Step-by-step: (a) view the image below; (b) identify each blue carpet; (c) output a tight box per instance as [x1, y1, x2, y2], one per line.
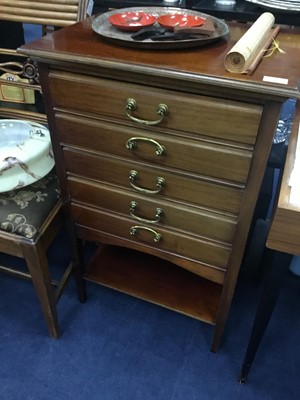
[0, 230, 300, 400]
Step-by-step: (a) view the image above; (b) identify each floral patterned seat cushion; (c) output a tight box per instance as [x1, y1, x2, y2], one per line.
[0, 170, 60, 241]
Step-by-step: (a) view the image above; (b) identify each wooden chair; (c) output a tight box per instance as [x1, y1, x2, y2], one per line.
[0, 0, 88, 338]
[0, 0, 89, 121]
[0, 0, 89, 26]
[0, 172, 71, 339]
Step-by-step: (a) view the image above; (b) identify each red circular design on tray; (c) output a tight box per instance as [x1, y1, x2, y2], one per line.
[157, 14, 205, 31]
[108, 12, 157, 32]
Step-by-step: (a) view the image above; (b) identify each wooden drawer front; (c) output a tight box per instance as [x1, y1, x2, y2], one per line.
[63, 148, 244, 215]
[56, 113, 252, 184]
[71, 203, 231, 271]
[49, 71, 262, 145]
[68, 177, 237, 244]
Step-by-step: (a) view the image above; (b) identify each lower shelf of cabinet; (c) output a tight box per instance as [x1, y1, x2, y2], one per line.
[84, 244, 223, 325]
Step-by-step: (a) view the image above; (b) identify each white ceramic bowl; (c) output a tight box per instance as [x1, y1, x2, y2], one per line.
[0, 119, 54, 192]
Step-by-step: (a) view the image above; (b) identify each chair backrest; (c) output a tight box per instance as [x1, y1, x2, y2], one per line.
[0, 0, 89, 27]
[0, 0, 89, 122]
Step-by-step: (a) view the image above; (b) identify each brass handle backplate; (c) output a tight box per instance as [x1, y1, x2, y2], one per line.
[125, 98, 168, 126]
[129, 170, 165, 195]
[129, 201, 164, 224]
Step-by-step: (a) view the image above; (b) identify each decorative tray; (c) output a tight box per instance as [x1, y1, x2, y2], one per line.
[245, 0, 300, 12]
[92, 7, 230, 50]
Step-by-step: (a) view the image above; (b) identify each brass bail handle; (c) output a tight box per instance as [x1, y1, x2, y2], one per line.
[129, 201, 164, 224]
[130, 225, 162, 243]
[129, 170, 165, 195]
[125, 98, 168, 126]
[126, 137, 166, 156]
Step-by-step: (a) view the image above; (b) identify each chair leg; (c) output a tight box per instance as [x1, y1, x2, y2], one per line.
[22, 243, 61, 339]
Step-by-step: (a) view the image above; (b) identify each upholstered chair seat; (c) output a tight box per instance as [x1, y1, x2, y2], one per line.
[0, 170, 77, 338]
[0, 170, 59, 240]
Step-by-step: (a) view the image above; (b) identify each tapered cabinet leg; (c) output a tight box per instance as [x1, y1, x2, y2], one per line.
[73, 237, 87, 303]
[238, 250, 292, 383]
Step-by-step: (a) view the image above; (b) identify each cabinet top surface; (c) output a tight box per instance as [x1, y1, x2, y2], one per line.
[20, 17, 300, 98]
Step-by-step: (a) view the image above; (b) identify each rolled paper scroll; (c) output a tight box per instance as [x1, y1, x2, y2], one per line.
[224, 12, 275, 73]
